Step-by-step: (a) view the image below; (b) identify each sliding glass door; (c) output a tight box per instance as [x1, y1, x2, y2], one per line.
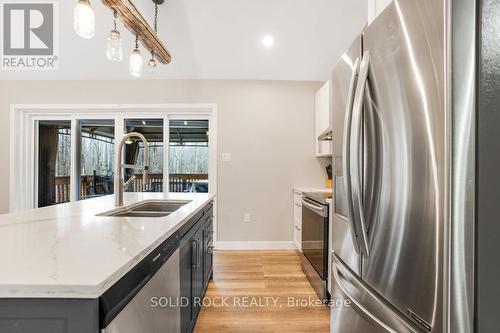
[169, 120, 209, 193]
[37, 121, 71, 207]
[77, 119, 115, 200]
[124, 118, 164, 192]
[34, 114, 213, 208]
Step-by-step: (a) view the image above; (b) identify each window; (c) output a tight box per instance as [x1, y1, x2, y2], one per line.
[169, 120, 209, 193]
[124, 119, 164, 192]
[37, 121, 71, 207]
[77, 120, 115, 200]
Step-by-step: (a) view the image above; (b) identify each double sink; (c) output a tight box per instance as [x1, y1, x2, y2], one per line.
[98, 200, 192, 218]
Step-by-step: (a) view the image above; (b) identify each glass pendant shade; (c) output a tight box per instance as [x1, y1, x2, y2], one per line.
[106, 30, 123, 62]
[147, 57, 157, 74]
[74, 0, 95, 39]
[129, 49, 143, 77]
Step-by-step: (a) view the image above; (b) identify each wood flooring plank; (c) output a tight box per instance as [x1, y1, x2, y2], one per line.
[193, 250, 330, 333]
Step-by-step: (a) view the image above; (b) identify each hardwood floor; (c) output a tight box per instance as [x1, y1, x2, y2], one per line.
[194, 251, 330, 333]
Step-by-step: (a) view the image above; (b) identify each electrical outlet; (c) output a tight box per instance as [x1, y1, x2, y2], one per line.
[221, 153, 232, 162]
[244, 213, 252, 223]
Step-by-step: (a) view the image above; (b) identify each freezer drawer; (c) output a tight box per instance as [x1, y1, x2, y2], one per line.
[331, 254, 422, 333]
[330, 285, 378, 333]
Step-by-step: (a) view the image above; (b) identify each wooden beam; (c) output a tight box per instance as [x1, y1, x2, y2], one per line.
[101, 0, 172, 64]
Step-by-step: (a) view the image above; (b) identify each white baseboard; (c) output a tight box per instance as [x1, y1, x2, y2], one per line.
[215, 241, 296, 251]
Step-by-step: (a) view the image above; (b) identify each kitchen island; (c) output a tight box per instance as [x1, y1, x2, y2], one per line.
[0, 192, 215, 333]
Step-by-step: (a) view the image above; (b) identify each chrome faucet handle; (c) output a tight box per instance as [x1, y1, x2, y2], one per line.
[115, 132, 149, 206]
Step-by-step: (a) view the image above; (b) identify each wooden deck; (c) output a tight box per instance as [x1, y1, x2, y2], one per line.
[194, 251, 330, 333]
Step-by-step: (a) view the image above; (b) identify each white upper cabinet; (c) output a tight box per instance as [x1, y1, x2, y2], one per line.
[315, 80, 332, 157]
[368, 0, 392, 23]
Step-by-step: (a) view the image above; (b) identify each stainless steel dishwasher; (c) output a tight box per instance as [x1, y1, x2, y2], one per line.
[100, 232, 181, 333]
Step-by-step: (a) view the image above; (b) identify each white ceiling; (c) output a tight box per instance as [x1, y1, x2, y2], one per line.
[1, 0, 367, 81]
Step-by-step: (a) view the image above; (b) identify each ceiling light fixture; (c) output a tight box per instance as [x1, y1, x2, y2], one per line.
[262, 35, 275, 48]
[106, 10, 123, 61]
[129, 34, 143, 77]
[101, 0, 171, 64]
[74, 0, 170, 76]
[74, 0, 95, 39]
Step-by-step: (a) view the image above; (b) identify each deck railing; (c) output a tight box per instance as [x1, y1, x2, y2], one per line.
[53, 173, 208, 204]
[168, 173, 208, 193]
[55, 176, 71, 204]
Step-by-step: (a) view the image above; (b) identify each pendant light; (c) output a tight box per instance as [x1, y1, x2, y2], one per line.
[74, 0, 95, 39]
[106, 11, 123, 62]
[147, 2, 159, 73]
[148, 51, 157, 73]
[129, 35, 143, 77]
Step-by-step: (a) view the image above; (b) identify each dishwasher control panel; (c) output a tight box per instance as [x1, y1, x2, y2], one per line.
[151, 233, 180, 270]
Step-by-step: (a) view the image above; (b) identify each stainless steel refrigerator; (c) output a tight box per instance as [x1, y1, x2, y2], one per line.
[330, 0, 476, 332]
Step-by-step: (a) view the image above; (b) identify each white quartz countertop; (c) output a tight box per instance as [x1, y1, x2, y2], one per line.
[293, 186, 332, 194]
[0, 192, 215, 299]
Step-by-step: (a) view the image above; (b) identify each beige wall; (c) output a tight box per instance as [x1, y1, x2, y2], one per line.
[0, 80, 328, 242]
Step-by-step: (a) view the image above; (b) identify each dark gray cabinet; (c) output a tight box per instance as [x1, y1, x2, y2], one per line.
[180, 234, 195, 333]
[0, 299, 99, 333]
[193, 226, 205, 297]
[203, 218, 214, 286]
[180, 202, 214, 333]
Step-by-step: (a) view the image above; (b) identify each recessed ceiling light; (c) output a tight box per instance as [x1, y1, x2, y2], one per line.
[262, 35, 275, 48]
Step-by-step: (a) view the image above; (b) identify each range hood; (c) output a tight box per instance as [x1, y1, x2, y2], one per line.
[317, 128, 333, 141]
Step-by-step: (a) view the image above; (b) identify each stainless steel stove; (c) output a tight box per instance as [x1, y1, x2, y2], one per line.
[300, 191, 331, 302]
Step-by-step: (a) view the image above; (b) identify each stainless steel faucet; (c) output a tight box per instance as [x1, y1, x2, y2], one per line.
[114, 132, 149, 206]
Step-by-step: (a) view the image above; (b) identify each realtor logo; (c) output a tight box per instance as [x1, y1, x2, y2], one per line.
[1, 1, 59, 70]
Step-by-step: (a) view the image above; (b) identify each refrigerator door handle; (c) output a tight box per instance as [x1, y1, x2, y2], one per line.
[331, 254, 421, 333]
[350, 51, 371, 257]
[342, 57, 361, 254]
